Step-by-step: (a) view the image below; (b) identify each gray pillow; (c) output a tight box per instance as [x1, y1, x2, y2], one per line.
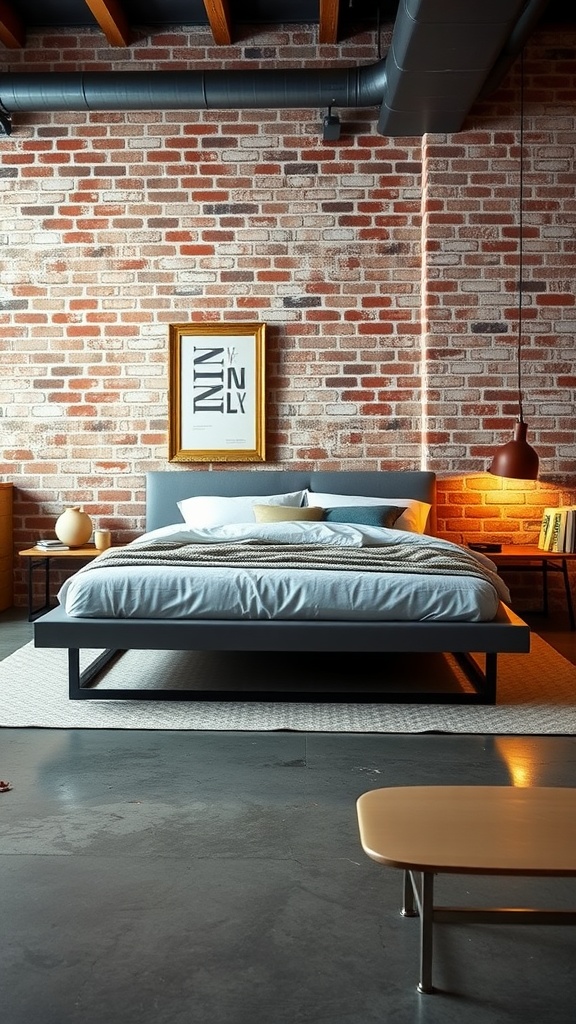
[323, 505, 404, 529]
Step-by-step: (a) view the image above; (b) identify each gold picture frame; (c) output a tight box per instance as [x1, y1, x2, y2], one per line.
[168, 322, 266, 462]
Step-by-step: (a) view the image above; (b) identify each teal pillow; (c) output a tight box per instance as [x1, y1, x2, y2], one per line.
[323, 505, 404, 529]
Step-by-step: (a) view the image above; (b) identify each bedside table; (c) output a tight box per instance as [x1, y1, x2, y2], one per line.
[19, 545, 117, 621]
[489, 545, 576, 631]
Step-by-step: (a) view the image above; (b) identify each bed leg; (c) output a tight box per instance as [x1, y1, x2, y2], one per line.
[69, 649, 80, 699]
[484, 652, 497, 704]
[68, 648, 122, 699]
[452, 651, 497, 704]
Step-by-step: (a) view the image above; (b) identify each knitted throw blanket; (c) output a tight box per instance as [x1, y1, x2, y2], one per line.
[86, 540, 503, 593]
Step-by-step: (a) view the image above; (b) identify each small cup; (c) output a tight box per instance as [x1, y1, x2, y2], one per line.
[94, 529, 112, 551]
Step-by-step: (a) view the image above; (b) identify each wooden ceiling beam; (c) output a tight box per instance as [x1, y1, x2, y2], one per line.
[0, 0, 25, 48]
[83, 0, 131, 47]
[202, 0, 233, 45]
[319, 0, 340, 44]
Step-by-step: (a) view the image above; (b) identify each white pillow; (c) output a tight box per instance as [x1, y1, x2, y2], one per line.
[177, 490, 306, 528]
[304, 491, 431, 534]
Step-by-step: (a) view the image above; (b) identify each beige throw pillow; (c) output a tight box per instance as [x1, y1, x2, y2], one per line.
[252, 505, 324, 523]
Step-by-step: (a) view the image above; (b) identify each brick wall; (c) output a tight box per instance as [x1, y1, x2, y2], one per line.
[0, 24, 575, 607]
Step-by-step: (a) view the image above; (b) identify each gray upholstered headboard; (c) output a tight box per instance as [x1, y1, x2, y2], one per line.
[146, 470, 436, 532]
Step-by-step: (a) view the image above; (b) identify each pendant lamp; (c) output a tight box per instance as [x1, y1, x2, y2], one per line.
[488, 51, 539, 481]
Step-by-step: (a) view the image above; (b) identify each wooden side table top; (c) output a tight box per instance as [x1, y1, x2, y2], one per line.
[491, 545, 576, 562]
[19, 545, 117, 558]
[356, 786, 576, 876]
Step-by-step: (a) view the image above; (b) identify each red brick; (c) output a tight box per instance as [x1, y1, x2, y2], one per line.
[2, 24, 575, 608]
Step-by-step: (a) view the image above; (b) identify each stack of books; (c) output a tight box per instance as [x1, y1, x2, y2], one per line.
[36, 539, 70, 550]
[537, 506, 576, 552]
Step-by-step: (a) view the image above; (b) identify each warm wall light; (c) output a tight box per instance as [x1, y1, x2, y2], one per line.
[488, 51, 539, 481]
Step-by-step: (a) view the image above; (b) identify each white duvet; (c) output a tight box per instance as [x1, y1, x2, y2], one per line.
[57, 521, 510, 622]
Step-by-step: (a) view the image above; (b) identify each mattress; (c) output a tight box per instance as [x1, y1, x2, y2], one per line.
[57, 522, 510, 623]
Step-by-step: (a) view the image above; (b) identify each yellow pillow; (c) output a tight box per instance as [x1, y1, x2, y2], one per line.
[252, 505, 324, 523]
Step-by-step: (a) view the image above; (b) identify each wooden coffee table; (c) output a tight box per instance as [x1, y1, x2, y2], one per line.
[356, 786, 576, 994]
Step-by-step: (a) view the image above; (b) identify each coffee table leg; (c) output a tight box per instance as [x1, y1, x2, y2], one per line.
[401, 870, 417, 917]
[418, 871, 435, 994]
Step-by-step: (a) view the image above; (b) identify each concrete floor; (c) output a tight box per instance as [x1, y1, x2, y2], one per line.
[1, 611, 576, 1022]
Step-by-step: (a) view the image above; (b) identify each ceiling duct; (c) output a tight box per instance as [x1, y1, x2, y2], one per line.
[0, 0, 552, 136]
[377, 0, 551, 135]
[479, 0, 556, 98]
[0, 62, 387, 117]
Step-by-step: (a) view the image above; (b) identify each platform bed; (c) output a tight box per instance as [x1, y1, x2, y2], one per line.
[33, 470, 531, 705]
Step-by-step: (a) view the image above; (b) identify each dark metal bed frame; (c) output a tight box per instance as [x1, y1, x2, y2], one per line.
[33, 469, 531, 704]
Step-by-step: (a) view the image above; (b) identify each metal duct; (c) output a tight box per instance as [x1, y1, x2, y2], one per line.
[0, 62, 387, 114]
[377, 0, 552, 135]
[0, 0, 552, 137]
[479, 0, 556, 98]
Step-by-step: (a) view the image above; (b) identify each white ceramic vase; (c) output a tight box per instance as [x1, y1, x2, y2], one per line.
[55, 506, 93, 547]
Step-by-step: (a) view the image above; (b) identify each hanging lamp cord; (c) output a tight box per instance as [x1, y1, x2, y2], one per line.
[517, 49, 525, 423]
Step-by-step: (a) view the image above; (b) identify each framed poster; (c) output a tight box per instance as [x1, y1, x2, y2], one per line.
[168, 322, 266, 462]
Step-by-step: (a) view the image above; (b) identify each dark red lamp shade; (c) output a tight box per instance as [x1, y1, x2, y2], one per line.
[488, 419, 539, 480]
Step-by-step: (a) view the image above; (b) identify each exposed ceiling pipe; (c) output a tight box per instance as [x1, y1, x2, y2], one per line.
[479, 0, 555, 98]
[377, 0, 552, 135]
[0, 61, 387, 115]
[0, 0, 552, 137]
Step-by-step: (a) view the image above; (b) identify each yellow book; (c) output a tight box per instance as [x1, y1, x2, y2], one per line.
[548, 506, 573, 552]
[537, 507, 556, 550]
[552, 509, 567, 552]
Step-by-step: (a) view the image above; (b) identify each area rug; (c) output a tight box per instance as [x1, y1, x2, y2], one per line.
[0, 634, 575, 733]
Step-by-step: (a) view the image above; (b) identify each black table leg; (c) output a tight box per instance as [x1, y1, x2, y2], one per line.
[27, 556, 51, 621]
[561, 560, 576, 630]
